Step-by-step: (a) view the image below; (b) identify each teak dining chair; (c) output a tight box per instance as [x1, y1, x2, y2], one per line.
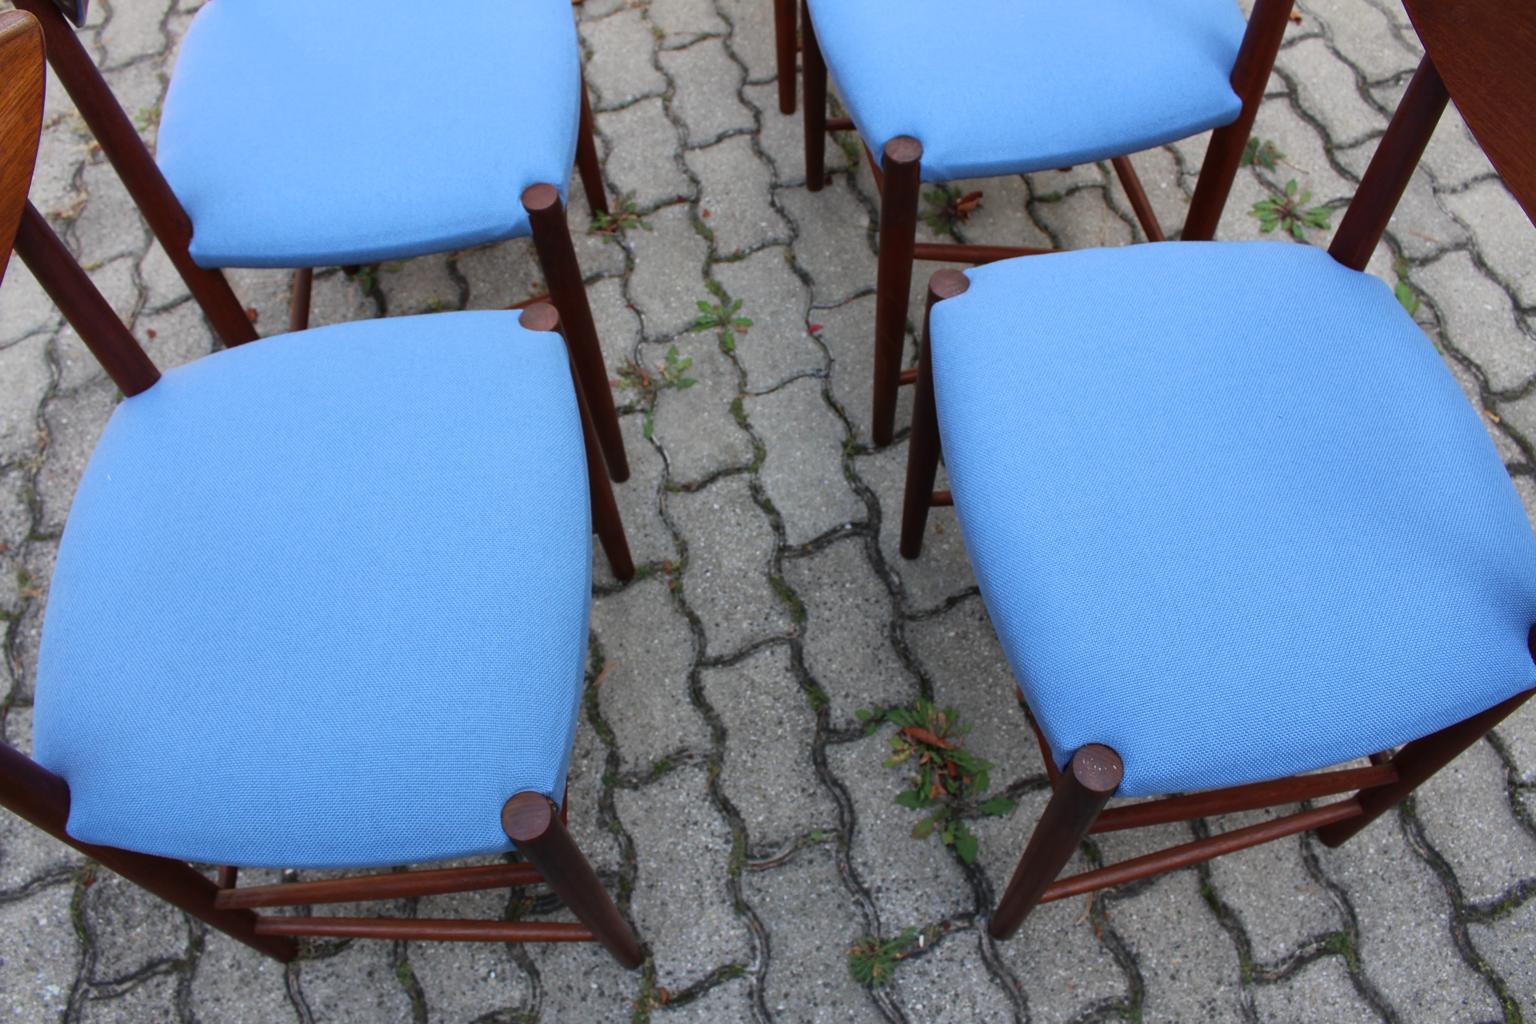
[13, 0, 629, 483]
[800, 0, 1296, 446]
[0, 8, 641, 968]
[899, 0, 1536, 938]
[773, 0, 797, 114]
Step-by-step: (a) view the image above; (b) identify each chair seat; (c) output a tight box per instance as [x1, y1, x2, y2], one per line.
[805, 0, 1247, 182]
[931, 242, 1536, 797]
[33, 311, 593, 869]
[156, 0, 580, 268]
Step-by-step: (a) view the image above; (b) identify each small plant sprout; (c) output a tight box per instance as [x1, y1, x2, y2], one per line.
[614, 345, 696, 440]
[921, 184, 984, 237]
[589, 194, 650, 242]
[1240, 137, 1285, 172]
[693, 297, 753, 353]
[856, 699, 1016, 864]
[134, 102, 162, 136]
[1392, 257, 1420, 315]
[1250, 179, 1333, 241]
[847, 929, 918, 987]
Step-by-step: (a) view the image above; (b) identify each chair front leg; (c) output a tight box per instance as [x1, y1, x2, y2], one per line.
[800, 0, 827, 190]
[522, 184, 630, 484]
[871, 137, 922, 447]
[575, 73, 609, 219]
[502, 792, 643, 969]
[773, 0, 797, 115]
[990, 744, 1122, 940]
[901, 268, 967, 559]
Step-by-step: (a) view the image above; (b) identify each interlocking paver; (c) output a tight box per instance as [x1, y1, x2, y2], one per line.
[2, 0, 1535, 1019]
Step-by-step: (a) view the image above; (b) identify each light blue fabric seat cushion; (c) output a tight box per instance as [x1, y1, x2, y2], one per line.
[157, 0, 580, 268]
[805, 0, 1247, 182]
[931, 242, 1536, 797]
[32, 311, 593, 869]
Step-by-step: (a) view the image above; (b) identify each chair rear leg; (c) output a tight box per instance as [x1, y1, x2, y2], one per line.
[0, 744, 295, 961]
[522, 184, 630, 484]
[1316, 686, 1534, 848]
[575, 75, 609, 219]
[800, 0, 827, 191]
[901, 269, 967, 559]
[871, 137, 922, 448]
[502, 792, 643, 969]
[288, 268, 313, 333]
[774, 0, 797, 115]
[990, 744, 1122, 940]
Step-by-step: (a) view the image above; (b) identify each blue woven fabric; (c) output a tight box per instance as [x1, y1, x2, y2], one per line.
[33, 311, 593, 868]
[157, 0, 580, 268]
[805, 0, 1246, 182]
[931, 242, 1536, 797]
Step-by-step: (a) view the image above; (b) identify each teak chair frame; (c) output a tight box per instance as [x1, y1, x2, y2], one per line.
[899, 0, 1536, 938]
[799, 0, 1296, 446]
[12, 0, 631, 484]
[0, 8, 639, 967]
[772, 0, 797, 115]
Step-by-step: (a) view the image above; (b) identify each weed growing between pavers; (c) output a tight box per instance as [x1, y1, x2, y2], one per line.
[921, 184, 984, 238]
[847, 928, 918, 987]
[691, 297, 752, 353]
[1250, 178, 1333, 241]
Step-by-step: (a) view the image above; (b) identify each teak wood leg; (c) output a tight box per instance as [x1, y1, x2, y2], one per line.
[900, 269, 968, 559]
[800, 0, 826, 191]
[773, 0, 797, 115]
[990, 745, 1123, 940]
[575, 75, 609, 219]
[502, 792, 643, 969]
[871, 137, 923, 448]
[522, 184, 630, 484]
[288, 267, 313, 333]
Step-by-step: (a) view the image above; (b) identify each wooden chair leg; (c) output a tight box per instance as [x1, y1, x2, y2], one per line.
[522, 184, 630, 484]
[0, 744, 296, 962]
[575, 74, 609, 219]
[502, 792, 643, 969]
[288, 267, 313, 333]
[900, 269, 967, 559]
[871, 137, 922, 448]
[800, 0, 827, 191]
[773, 0, 797, 115]
[990, 744, 1122, 940]
[16, 0, 257, 348]
[517, 305, 636, 581]
[1316, 686, 1535, 848]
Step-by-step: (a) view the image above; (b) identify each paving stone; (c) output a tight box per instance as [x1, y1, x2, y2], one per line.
[654, 976, 754, 1022]
[649, 0, 726, 48]
[743, 378, 859, 545]
[743, 844, 885, 1024]
[1468, 896, 1536, 1016]
[777, 179, 875, 307]
[98, 0, 172, 66]
[1421, 111, 1496, 191]
[1110, 871, 1246, 1024]
[582, 9, 667, 108]
[1032, 184, 1137, 252]
[0, 794, 81, 902]
[594, 415, 676, 586]
[614, 764, 750, 991]
[716, 0, 779, 85]
[34, 379, 117, 538]
[649, 332, 753, 485]
[377, 252, 460, 317]
[685, 136, 789, 256]
[189, 929, 300, 1024]
[1415, 250, 1536, 393]
[714, 247, 820, 391]
[825, 729, 973, 930]
[592, 577, 707, 773]
[1316, 815, 1501, 1023]
[408, 898, 533, 1022]
[1414, 739, 1536, 904]
[305, 268, 380, 330]
[892, 930, 1016, 1023]
[745, 83, 852, 188]
[137, 295, 213, 371]
[0, 336, 49, 470]
[565, 714, 626, 877]
[1278, 37, 1384, 147]
[77, 970, 180, 1023]
[783, 536, 918, 729]
[703, 645, 837, 852]
[670, 475, 790, 657]
[80, 871, 187, 983]
[0, 884, 76, 1022]
[527, 940, 639, 1024]
[1494, 706, 1536, 784]
[815, 295, 915, 447]
[1252, 955, 1384, 1024]
[659, 40, 753, 148]
[71, 159, 149, 265]
[625, 204, 710, 340]
[860, 441, 975, 613]
[0, 262, 60, 344]
[599, 100, 693, 211]
[292, 941, 414, 1024]
[1302, 0, 1421, 82]
[455, 237, 543, 313]
[1203, 812, 1343, 966]
[1442, 178, 1536, 308]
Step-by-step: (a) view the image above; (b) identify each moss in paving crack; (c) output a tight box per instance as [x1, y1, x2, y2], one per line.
[847, 928, 917, 987]
[68, 863, 97, 944]
[768, 575, 806, 625]
[393, 955, 428, 1023]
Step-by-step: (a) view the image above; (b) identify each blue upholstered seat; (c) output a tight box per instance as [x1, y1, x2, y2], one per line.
[931, 242, 1536, 797]
[805, 0, 1247, 182]
[32, 311, 593, 869]
[156, 0, 581, 268]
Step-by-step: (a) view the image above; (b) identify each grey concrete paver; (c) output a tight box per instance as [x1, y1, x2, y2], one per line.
[2, 0, 1535, 1020]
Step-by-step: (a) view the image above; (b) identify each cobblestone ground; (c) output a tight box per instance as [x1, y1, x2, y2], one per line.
[2, 0, 1535, 1021]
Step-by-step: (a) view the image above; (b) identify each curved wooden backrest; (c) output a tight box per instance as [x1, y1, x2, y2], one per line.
[0, 10, 47, 291]
[1403, 0, 1536, 225]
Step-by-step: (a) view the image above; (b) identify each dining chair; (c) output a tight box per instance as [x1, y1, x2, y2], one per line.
[898, 0, 1536, 938]
[0, 8, 641, 968]
[800, 0, 1296, 446]
[13, 0, 629, 483]
[773, 0, 797, 114]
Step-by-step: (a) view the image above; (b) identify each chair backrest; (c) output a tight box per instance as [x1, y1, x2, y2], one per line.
[47, 0, 87, 28]
[0, 10, 46, 291]
[1326, 0, 1536, 272]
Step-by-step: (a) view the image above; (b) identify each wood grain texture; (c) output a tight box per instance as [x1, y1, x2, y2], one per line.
[0, 10, 46, 291]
